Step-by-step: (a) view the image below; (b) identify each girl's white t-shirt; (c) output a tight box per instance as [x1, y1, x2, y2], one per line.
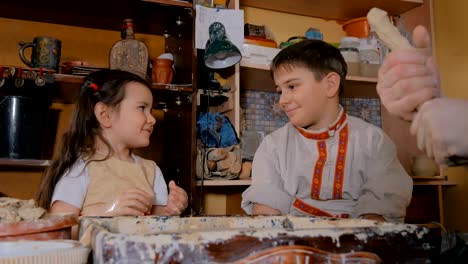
[51, 155, 168, 208]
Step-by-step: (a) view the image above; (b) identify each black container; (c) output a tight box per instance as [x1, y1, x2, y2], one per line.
[0, 96, 49, 159]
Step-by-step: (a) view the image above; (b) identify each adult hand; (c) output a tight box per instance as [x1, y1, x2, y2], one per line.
[164, 181, 188, 216]
[410, 98, 468, 164]
[377, 25, 440, 121]
[104, 188, 153, 216]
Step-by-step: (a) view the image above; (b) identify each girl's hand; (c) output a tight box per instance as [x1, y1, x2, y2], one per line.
[164, 181, 188, 216]
[104, 188, 153, 216]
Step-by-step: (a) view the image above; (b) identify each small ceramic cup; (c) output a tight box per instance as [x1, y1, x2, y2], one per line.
[411, 155, 438, 176]
[151, 58, 174, 84]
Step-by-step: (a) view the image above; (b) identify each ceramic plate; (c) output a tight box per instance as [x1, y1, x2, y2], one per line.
[0, 240, 89, 264]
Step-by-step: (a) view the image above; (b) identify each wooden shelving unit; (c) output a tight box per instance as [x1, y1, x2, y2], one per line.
[0, 159, 50, 168]
[240, 61, 379, 97]
[240, 61, 379, 84]
[240, 0, 423, 21]
[345, 75, 378, 83]
[413, 180, 457, 186]
[142, 0, 192, 8]
[240, 60, 270, 71]
[196, 179, 252, 186]
[54, 74, 193, 90]
[0, 0, 198, 210]
[52, 74, 193, 103]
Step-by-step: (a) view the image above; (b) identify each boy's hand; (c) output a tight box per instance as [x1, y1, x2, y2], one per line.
[377, 25, 440, 121]
[104, 188, 153, 216]
[164, 181, 188, 216]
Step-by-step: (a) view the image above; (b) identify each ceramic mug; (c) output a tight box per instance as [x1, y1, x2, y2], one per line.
[19, 36, 62, 72]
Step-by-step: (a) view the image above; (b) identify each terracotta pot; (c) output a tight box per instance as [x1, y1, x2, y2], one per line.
[152, 58, 174, 84]
[411, 155, 438, 176]
[0, 214, 77, 241]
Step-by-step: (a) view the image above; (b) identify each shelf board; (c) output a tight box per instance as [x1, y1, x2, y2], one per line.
[54, 74, 85, 83]
[345, 75, 378, 83]
[240, 60, 270, 71]
[51, 74, 193, 103]
[196, 179, 252, 186]
[411, 175, 457, 186]
[0, 159, 50, 168]
[142, 0, 192, 8]
[413, 180, 457, 186]
[152, 83, 193, 92]
[240, 0, 423, 21]
[240, 61, 378, 83]
[240, 61, 378, 94]
[411, 175, 446, 181]
[0, 0, 193, 36]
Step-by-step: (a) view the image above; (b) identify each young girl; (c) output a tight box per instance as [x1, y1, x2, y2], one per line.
[36, 70, 188, 217]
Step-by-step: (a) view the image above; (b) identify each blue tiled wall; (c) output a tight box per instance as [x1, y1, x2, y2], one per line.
[340, 98, 382, 128]
[240, 90, 382, 136]
[240, 90, 289, 135]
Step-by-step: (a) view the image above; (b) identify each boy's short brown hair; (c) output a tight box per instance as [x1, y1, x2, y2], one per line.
[271, 39, 347, 96]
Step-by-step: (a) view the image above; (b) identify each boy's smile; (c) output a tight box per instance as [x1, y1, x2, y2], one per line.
[274, 65, 339, 131]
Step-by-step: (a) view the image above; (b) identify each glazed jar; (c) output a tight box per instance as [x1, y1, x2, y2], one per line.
[339, 37, 360, 63]
[411, 155, 438, 176]
[151, 58, 174, 84]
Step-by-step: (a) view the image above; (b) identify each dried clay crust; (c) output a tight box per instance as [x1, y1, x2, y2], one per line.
[0, 197, 46, 223]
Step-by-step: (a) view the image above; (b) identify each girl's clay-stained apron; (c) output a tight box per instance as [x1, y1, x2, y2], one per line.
[81, 156, 155, 215]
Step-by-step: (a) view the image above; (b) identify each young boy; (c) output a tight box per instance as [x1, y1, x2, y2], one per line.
[241, 40, 412, 222]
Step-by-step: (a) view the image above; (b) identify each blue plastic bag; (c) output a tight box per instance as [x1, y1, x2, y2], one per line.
[197, 112, 240, 148]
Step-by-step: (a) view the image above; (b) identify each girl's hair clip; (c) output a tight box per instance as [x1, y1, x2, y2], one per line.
[89, 82, 99, 92]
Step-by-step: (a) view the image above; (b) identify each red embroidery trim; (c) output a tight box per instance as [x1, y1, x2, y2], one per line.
[298, 111, 347, 140]
[310, 141, 327, 200]
[333, 124, 348, 199]
[293, 198, 334, 217]
[293, 198, 350, 218]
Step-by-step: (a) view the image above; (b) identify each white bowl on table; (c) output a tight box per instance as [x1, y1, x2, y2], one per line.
[0, 240, 89, 264]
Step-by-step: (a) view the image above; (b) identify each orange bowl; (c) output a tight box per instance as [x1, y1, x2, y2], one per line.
[0, 214, 77, 241]
[342, 17, 370, 38]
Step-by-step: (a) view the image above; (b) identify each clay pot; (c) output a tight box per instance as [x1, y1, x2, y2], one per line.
[0, 214, 77, 241]
[411, 155, 438, 176]
[152, 58, 174, 84]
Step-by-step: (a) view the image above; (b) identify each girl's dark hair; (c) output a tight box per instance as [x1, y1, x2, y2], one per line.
[271, 39, 347, 95]
[36, 69, 151, 209]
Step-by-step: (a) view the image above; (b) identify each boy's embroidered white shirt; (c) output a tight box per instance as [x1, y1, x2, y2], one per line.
[241, 113, 413, 222]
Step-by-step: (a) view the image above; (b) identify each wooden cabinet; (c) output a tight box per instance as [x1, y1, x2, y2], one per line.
[0, 0, 198, 213]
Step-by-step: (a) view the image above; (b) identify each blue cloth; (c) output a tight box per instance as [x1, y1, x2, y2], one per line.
[197, 112, 239, 148]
